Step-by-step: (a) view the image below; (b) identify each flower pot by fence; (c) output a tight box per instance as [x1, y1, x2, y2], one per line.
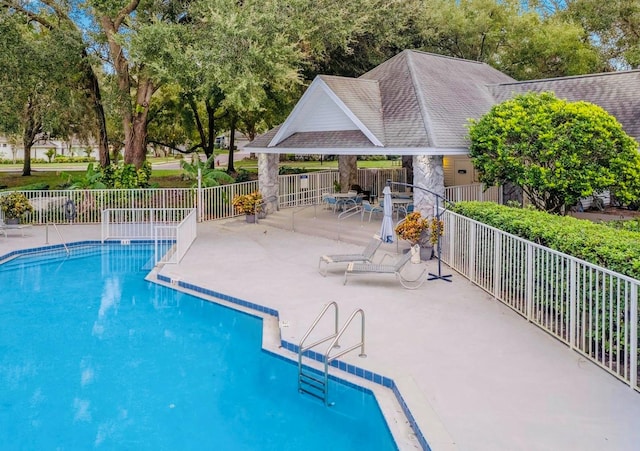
[245, 214, 256, 223]
[407, 245, 433, 263]
[5, 218, 20, 225]
[420, 246, 433, 261]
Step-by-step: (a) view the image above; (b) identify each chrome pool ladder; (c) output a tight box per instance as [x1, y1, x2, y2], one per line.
[297, 302, 366, 406]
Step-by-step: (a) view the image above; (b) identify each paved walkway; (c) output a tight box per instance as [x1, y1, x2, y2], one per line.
[2, 220, 640, 450]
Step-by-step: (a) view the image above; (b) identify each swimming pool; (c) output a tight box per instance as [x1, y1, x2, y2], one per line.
[0, 244, 397, 449]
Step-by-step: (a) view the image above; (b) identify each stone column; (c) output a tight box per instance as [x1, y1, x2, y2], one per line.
[413, 155, 445, 218]
[258, 153, 279, 213]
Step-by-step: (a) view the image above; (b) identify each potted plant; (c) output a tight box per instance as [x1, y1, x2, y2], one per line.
[0, 192, 34, 224]
[395, 212, 443, 261]
[232, 191, 263, 223]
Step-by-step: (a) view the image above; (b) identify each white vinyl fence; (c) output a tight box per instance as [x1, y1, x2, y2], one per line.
[101, 208, 197, 265]
[444, 183, 502, 203]
[24, 188, 196, 224]
[11, 168, 409, 225]
[440, 209, 639, 391]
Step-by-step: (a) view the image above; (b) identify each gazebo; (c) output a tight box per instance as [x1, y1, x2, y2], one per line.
[248, 49, 640, 215]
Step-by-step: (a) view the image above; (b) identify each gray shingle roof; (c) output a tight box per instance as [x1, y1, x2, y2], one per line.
[267, 130, 373, 148]
[407, 52, 515, 147]
[319, 75, 385, 144]
[248, 50, 640, 153]
[488, 71, 640, 141]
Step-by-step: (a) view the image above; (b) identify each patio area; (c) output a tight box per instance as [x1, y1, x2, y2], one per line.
[2, 214, 640, 450]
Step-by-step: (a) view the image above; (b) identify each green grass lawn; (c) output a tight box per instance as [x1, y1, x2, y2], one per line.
[0, 158, 398, 189]
[0, 170, 193, 189]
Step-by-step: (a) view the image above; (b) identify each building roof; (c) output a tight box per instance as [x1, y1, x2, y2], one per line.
[488, 70, 640, 141]
[248, 50, 640, 155]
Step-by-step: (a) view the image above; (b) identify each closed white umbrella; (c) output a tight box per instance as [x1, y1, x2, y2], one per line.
[379, 186, 394, 243]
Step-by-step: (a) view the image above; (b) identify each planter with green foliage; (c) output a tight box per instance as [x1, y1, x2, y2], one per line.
[0, 192, 34, 222]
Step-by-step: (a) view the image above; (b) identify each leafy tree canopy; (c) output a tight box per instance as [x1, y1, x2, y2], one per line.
[468, 92, 640, 213]
[560, 0, 640, 69]
[414, 0, 606, 79]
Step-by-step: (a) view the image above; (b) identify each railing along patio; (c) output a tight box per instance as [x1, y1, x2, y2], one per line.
[101, 207, 197, 265]
[440, 209, 639, 392]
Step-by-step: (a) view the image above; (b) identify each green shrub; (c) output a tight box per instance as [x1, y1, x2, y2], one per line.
[278, 166, 306, 175]
[12, 182, 49, 191]
[54, 155, 96, 163]
[602, 217, 640, 234]
[453, 201, 640, 279]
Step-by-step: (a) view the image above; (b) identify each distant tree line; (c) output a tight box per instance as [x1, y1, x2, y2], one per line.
[0, 0, 636, 176]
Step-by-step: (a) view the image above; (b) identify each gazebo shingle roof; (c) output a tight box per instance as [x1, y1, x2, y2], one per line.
[248, 50, 640, 153]
[488, 71, 640, 141]
[361, 51, 514, 148]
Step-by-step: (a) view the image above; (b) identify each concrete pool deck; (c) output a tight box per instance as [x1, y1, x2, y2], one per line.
[2, 219, 640, 450]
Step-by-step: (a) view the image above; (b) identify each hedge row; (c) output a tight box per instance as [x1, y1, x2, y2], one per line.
[452, 202, 640, 280]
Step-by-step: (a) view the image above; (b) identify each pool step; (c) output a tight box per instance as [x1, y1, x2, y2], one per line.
[298, 369, 327, 401]
[297, 302, 367, 406]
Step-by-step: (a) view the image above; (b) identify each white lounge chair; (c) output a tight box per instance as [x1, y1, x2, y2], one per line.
[318, 235, 382, 276]
[343, 246, 427, 289]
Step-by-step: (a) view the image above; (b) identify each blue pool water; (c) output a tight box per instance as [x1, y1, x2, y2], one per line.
[0, 244, 397, 450]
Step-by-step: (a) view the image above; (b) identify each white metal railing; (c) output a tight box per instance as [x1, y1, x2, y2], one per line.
[101, 208, 196, 265]
[155, 208, 197, 264]
[279, 170, 337, 208]
[440, 209, 639, 391]
[23, 188, 196, 224]
[444, 183, 502, 204]
[14, 168, 408, 225]
[199, 181, 259, 220]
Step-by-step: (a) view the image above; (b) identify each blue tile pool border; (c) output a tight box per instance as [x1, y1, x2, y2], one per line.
[163, 275, 429, 451]
[0, 241, 429, 451]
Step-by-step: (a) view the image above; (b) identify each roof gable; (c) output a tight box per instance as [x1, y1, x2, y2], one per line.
[268, 76, 384, 148]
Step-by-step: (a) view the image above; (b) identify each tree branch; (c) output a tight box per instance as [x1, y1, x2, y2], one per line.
[0, 1, 55, 29]
[115, 0, 141, 30]
[39, 0, 76, 28]
[147, 140, 203, 154]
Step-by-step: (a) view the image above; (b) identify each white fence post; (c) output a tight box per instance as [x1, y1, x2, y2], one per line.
[526, 243, 534, 322]
[493, 232, 501, 298]
[197, 168, 203, 222]
[468, 222, 476, 282]
[569, 259, 577, 349]
[631, 284, 638, 389]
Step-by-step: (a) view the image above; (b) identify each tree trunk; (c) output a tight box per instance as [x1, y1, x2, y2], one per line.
[402, 156, 414, 185]
[228, 115, 236, 173]
[502, 182, 523, 206]
[338, 155, 357, 192]
[188, 95, 210, 159]
[125, 77, 154, 168]
[205, 99, 215, 159]
[22, 142, 32, 177]
[81, 51, 110, 167]
[21, 100, 40, 177]
[101, 9, 154, 170]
